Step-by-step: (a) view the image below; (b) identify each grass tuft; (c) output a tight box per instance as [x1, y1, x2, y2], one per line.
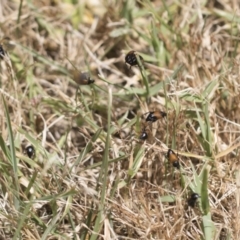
[0, 0, 239, 239]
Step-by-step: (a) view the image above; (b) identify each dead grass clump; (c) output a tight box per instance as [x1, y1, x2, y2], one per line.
[0, 0, 240, 239]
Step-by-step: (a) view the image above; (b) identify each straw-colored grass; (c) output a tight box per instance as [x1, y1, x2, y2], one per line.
[0, 0, 240, 239]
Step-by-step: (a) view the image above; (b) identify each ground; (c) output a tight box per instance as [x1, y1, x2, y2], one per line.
[0, 0, 240, 239]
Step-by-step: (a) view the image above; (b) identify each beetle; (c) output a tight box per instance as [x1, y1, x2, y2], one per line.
[125, 50, 143, 69]
[72, 71, 95, 85]
[25, 145, 35, 159]
[145, 111, 167, 122]
[167, 149, 180, 169]
[188, 193, 200, 208]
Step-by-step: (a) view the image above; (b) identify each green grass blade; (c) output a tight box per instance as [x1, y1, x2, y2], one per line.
[127, 145, 145, 180]
[90, 88, 112, 240]
[13, 198, 33, 240]
[159, 195, 176, 203]
[81, 202, 94, 240]
[86, 154, 127, 170]
[203, 102, 212, 156]
[0, 134, 11, 160]
[138, 55, 150, 99]
[2, 96, 20, 210]
[201, 167, 210, 215]
[41, 212, 61, 240]
[71, 128, 102, 171]
[202, 212, 215, 240]
[114, 64, 184, 97]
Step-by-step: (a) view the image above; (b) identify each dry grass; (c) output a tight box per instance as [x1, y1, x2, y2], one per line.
[0, 0, 240, 239]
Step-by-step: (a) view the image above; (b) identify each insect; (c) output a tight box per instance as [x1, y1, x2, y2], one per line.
[0, 45, 4, 57]
[139, 125, 152, 141]
[125, 50, 143, 69]
[139, 129, 148, 140]
[188, 193, 200, 208]
[0, 37, 15, 59]
[167, 149, 180, 169]
[25, 145, 35, 159]
[145, 111, 167, 122]
[72, 71, 95, 85]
